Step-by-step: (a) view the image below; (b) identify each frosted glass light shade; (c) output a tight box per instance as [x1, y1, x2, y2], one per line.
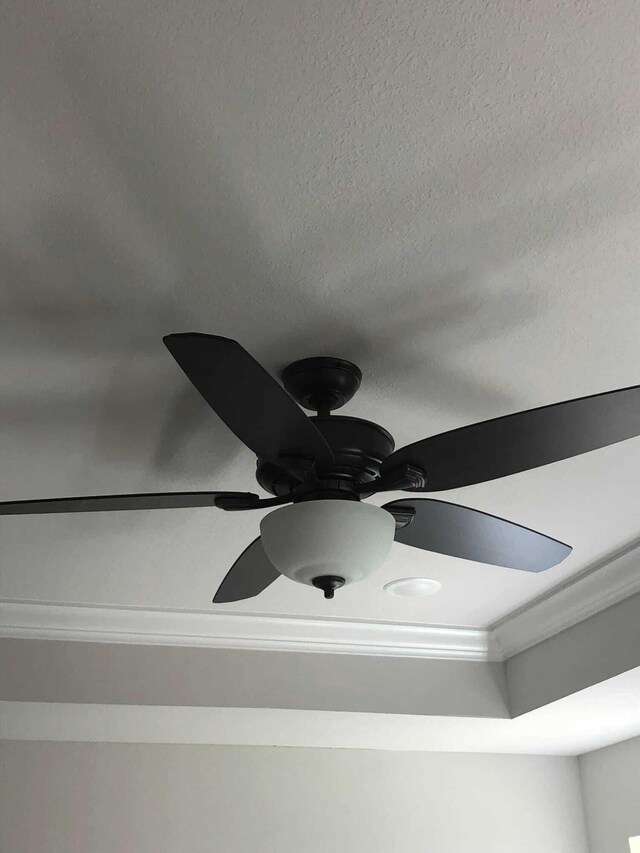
[260, 500, 395, 587]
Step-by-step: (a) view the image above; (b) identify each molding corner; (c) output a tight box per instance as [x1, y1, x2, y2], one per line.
[490, 539, 640, 659]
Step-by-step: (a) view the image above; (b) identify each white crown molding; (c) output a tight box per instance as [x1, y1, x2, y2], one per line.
[490, 538, 640, 659]
[0, 600, 491, 661]
[2, 540, 639, 663]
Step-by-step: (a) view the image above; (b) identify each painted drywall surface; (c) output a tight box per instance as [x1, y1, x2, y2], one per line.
[507, 594, 640, 716]
[579, 735, 640, 853]
[0, 638, 509, 718]
[0, 742, 588, 853]
[2, 0, 640, 629]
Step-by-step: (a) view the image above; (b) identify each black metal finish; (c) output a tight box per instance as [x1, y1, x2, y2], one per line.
[311, 416, 394, 478]
[384, 498, 572, 572]
[384, 504, 416, 530]
[255, 415, 395, 497]
[255, 460, 307, 497]
[214, 493, 292, 511]
[282, 357, 362, 413]
[0, 491, 259, 516]
[294, 487, 360, 502]
[359, 463, 427, 494]
[164, 333, 334, 468]
[213, 537, 281, 603]
[312, 575, 346, 599]
[380, 384, 640, 492]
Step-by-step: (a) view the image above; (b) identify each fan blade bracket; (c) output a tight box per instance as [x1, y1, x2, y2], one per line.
[213, 493, 293, 512]
[361, 463, 427, 494]
[275, 454, 315, 479]
[212, 492, 261, 511]
[384, 504, 417, 531]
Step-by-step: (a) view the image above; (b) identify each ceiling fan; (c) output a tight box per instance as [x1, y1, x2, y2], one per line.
[2, 333, 639, 601]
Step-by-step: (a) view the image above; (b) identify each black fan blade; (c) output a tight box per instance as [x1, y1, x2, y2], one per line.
[384, 498, 571, 572]
[163, 333, 333, 467]
[0, 491, 258, 516]
[380, 384, 640, 491]
[213, 537, 281, 603]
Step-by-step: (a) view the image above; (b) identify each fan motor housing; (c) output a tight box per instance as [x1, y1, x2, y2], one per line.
[257, 356, 394, 498]
[255, 415, 395, 497]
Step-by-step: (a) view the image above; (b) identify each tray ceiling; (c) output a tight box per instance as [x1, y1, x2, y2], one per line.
[1, 0, 639, 629]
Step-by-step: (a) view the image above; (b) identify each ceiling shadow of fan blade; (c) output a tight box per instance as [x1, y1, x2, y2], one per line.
[0, 491, 257, 516]
[152, 384, 244, 476]
[381, 384, 640, 491]
[384, 498, 571, 572]
[164, 333, 333, 467]
[213, 536, 281, 603]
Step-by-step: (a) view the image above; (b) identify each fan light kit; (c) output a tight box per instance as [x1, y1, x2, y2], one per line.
[1, 333, 639, 602]
[260, 500, 395, 596]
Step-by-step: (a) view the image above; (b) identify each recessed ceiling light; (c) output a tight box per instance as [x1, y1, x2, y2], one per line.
[383, 577, 442, 597]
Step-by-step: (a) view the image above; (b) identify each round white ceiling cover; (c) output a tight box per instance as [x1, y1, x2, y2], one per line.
[384, 577, 443, 597]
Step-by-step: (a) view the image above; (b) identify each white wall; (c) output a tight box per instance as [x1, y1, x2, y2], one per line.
[579, 735, 640, 853]
[0, 742, 587, 853]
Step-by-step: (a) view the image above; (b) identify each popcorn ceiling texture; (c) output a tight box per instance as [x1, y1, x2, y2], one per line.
[1, 0, 639, 627]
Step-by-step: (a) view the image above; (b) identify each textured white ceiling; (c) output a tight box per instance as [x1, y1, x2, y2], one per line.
[1, 0, 640, 628]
